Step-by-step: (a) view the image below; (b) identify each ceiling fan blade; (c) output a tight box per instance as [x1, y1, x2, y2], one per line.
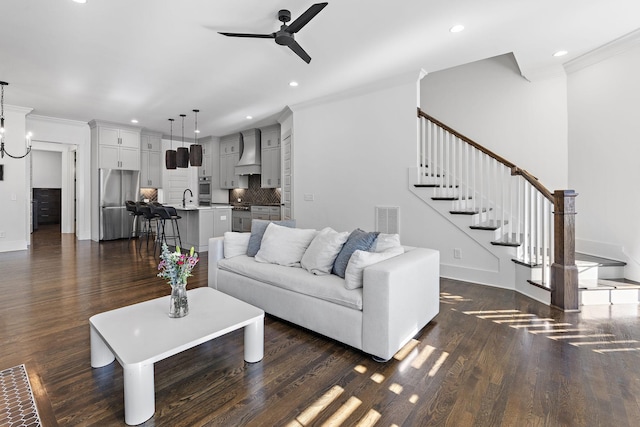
[286, 2, 328, 34]
[218, 32, 275, 39]
[288, 40, 312, 64]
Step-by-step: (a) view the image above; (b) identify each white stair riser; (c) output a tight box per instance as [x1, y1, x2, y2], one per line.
[579, 289, 640, 305]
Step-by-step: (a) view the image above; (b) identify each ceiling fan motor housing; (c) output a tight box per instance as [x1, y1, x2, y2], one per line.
[278, 9, 292, 23]
[275, 30, 294, 45]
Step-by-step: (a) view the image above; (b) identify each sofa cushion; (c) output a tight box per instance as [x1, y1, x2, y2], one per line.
[332, 229, 380, 278]
[301, 227, 350, 275]
[372, 233, 401, 252]
[344, 247, 405, 290]
[255, 223, 318, 267]
[247, 219, 296, 257]
[223, 232, 251, 258]
[218, 255, 363, 310]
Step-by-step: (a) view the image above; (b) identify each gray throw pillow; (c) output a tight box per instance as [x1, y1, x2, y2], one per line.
[332, 228, 380, 278]
[246, 219, 296, 257]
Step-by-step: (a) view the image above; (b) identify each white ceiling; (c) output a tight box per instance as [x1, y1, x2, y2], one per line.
[1, 0, 639, 137]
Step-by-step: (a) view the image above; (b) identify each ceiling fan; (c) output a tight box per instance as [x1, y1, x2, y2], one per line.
[218, 2, 328, 64]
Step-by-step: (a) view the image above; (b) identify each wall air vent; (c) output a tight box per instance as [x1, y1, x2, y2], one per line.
[375, 206, 400, 234]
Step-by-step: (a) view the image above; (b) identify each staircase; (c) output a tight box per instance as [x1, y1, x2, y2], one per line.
[413, 109, 637, 309]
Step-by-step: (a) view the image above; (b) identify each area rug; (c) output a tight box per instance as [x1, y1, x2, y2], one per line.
[0, 364, 42, 427]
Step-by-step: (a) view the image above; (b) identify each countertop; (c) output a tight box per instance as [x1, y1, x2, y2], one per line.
[168, 204, 232, 211]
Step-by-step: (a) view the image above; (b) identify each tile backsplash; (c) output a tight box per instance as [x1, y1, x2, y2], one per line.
[140, 188, 158, 202]
[230, 175, 281, 205]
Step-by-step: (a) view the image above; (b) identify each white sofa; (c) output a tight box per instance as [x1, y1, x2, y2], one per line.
[207, 234, 440, 361]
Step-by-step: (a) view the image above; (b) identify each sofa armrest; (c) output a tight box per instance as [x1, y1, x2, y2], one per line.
[208, 237, 225, 289]
[362, 247, 440, 360]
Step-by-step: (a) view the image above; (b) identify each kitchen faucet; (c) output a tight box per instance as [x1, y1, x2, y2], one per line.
[182, 189, 193, 208]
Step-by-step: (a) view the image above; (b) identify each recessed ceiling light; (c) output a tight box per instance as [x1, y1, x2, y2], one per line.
[72, 0, 87, 4]
[130, 119, 138, 124]
[553, 50, 568, 57]
[246, 115, 253, 120]
[449, 25, 465, 33]
[289, 81, 299, 87]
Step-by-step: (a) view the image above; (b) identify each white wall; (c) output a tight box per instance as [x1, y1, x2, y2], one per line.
[289, 70, 502, 283]
[421, 54, 569, 191]
[32, 150, 62, 188]
[0, 105, 33, 251]
[567, 43, 640, 280]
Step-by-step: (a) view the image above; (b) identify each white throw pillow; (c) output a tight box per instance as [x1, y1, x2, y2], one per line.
[301, 227, 350, 275]
[223, 232, 251, 258]
[373, 233, 401, 252]
[255, 223, 318, 267]
[344, 247, 405, 290]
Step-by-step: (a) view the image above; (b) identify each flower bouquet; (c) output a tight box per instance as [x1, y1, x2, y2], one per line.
[157, 243, 199, 317]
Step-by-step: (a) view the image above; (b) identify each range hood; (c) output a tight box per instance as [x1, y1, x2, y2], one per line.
[235, 129, 261, 175]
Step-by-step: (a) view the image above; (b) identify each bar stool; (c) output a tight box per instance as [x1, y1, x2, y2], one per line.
[125, 201, 142, 242]
[150, 205, 182, 252]
[137, 204, 158, 251]
[164, 206, 183, 250]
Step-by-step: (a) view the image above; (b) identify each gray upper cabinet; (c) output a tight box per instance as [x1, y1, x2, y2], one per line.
[261, 124, 281, 188]
[219, 134, 248, 189]
[140, 131, 162, 188]
[90, 120, 141, 170]
[198, 141, 213, 178]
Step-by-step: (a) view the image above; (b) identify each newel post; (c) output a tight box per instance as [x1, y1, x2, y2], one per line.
[550, 190, 579, 312]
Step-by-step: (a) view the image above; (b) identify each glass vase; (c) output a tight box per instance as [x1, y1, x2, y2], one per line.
[169, 282, 189, 318]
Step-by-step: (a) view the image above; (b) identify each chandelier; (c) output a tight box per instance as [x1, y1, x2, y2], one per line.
[0, 81, 32, 159]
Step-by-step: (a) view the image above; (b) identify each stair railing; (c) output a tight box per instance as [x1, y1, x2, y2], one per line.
[417, 109, 577, 310]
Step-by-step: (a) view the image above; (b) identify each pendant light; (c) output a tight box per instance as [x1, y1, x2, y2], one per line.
[165, 118, 177, 169]
[176, 114, 189, 168]
[189, 109, 203, 166]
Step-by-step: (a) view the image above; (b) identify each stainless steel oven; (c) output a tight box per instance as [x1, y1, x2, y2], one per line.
[198, 177, 212, 205]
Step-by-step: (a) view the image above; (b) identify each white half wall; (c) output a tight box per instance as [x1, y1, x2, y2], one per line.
[420, 54, 569, 191]
[567, 43, 640, 281]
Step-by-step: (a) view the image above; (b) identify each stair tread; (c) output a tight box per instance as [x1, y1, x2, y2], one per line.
[575, 252, 626, 267]
[526, 280, 551, 291]
[470, 220, 508, 230]
[433, 196, 471, 201]
[491, 233, 522, 246]
[580, 278, 640, 290]
[450, 208, 490, 215]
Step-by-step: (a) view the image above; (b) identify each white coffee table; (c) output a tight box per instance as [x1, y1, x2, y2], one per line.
[89, 287, 264, 425]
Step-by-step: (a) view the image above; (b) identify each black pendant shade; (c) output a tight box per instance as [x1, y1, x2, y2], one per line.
[190, 109, 202, 166]
[165, 149, 177, 169]
[189, 144, 203, 166]
[176, 147, 189, 168]
[165, 118, 176, 170]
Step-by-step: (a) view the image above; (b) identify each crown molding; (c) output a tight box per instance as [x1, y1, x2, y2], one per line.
[5, 104, 34, 115]
[27, 114, 87, 127]
[564, 28, 640, 74]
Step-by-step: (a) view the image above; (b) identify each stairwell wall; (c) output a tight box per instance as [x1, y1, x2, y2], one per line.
[415, 53, 569, 288]
[567, 42, 640, 282]
[420, 53, 569, 191]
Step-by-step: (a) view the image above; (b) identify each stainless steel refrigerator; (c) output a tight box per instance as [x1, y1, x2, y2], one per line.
[99, 169, 140, 240]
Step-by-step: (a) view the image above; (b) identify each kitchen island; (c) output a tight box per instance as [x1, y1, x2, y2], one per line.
[169, 205, 232, 252]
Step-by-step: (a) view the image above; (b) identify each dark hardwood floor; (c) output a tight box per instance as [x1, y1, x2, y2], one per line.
[3, 224, 640, 426]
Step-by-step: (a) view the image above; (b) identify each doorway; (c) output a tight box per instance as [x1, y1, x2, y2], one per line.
[30, 143, 78, 241]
